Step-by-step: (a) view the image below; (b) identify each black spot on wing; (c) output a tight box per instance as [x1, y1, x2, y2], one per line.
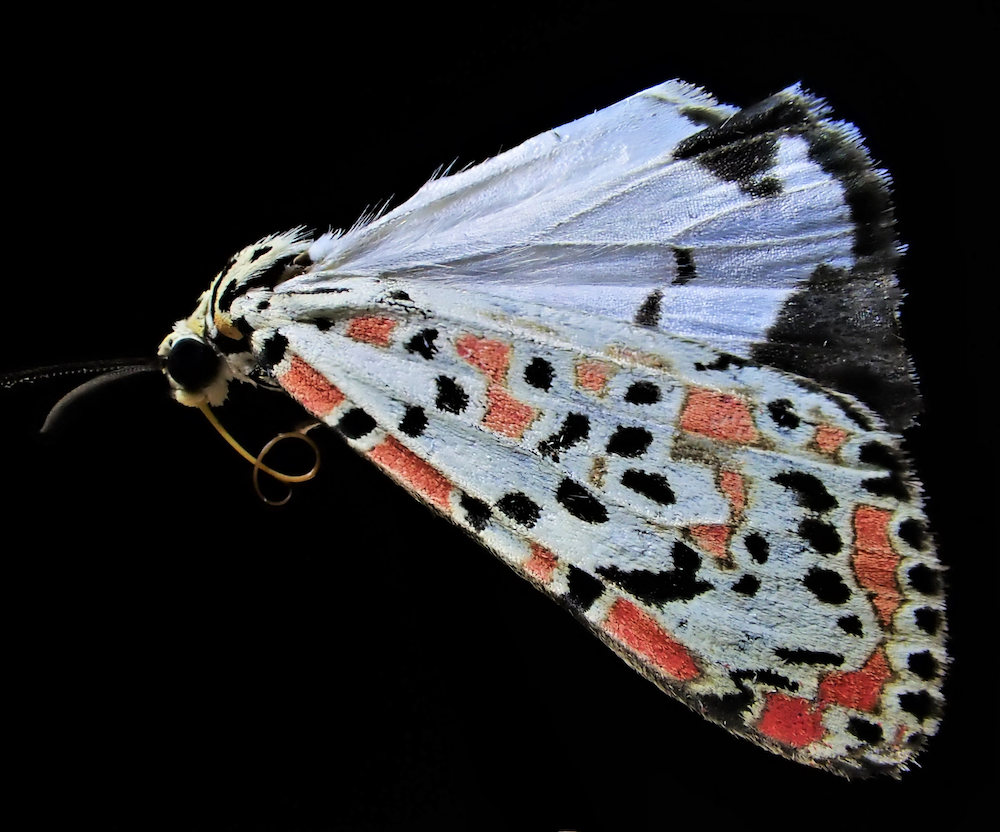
[860, 441, 911, 501]
[288, 286, 350, 297]
[847, 718, 883, 745]
[908, 564, 941, 596]
[747, 669, 799, 692]
[556, 479, 608, 524]
[406, 328, 439, 360]
[634, 289, 663, 327]
[678, 130, 782, 197]
[772, 471, 837, 512]
[673, 93, 808, 198]
[624, 381, 660, 405]
[803, 567, 850, 604]
[675, 94, 810, 152]
[798, 518, 842, 555]
[914, 607, 942, 636]
[862, 473, 910, 501]
[597, 541, 712, 605]
[860, 441, 901, 471]
[732, 575, 759, 596]
[606, 426, 652, 458]
[775, 648, 844, 666]
[538, 413, 590, 462]
[699, 678, 755, 722]
[671, 247, 697, 284]
[678, 104, 728, 129]
[621, 470, 675, 505]
[434, 376, 468, 414]
[746, 176, 782, 199]
[250, 245, 272, 262]
[694, 353, 749, 372]
[898, 518, 929, 551]
[460, 494, 492, 531]
[496, 492, 540, 528]
[312, 317, 334, 332]
[744, 532, 769, 564]
[907, 651, 940, 681]
[566, 566, 604, 611]
[899, 690, 939, 722]
[700, 669, 798, 725]
[837, 615, 864, 636]
[524, 357, 554, 391]
[767, 399, 801, 429]
[258, 332, 289, 372]
[338, 408, 376, 439]
[398, 405, 428, 438]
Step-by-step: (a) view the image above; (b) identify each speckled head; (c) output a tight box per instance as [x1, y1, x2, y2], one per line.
[158, 229, 312, 407]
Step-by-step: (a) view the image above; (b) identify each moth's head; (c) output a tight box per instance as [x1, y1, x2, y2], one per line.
[158, 229, 314, 407]
[158, 315, 234, 408]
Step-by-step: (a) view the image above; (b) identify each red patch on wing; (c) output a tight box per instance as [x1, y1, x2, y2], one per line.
[814, 424, 848, 455]
[720, 469, 745, 517]
[853, 506, 901, 626]
[818, 648, 891, 713]
[368, 437, 453, 509]
[680, 388, 758, 444]
[690, 525, 729, 560]
[455, 334, 511, 384]
[603, 598, 699, 681]
[757, 693, 826, 748]
[279, 356, 346, 418]
[346, 316, 397, 346]
[575, 360, 614, 395]
[524, 543, 558, 582]
[482, 385, 538, 439]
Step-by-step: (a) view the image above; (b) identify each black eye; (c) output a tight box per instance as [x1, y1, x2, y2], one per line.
[167, 337, 221, 392]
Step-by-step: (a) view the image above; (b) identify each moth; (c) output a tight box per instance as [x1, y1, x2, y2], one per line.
[155, 80, 944, 776]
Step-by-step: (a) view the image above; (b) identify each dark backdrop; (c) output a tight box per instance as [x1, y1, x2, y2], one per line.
[2, 4, 990, 829]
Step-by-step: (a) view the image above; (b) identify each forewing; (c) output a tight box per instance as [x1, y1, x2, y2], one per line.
[233, 279, 943, 777]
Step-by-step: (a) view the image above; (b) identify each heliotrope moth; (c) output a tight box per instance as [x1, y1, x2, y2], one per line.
[155, 79, 944, 777]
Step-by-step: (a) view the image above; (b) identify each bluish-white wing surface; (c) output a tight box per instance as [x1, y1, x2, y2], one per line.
[226, 272, 942, 777]
[292, 80, 911, 429]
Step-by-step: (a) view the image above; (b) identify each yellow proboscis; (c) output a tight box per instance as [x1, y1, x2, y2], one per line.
[197, 402, 320, 504]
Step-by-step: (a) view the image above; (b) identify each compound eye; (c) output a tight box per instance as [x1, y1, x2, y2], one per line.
[166, 337, 222, 392]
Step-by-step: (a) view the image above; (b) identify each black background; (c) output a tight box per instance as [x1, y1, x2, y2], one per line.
[2, 4, 992, 830]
